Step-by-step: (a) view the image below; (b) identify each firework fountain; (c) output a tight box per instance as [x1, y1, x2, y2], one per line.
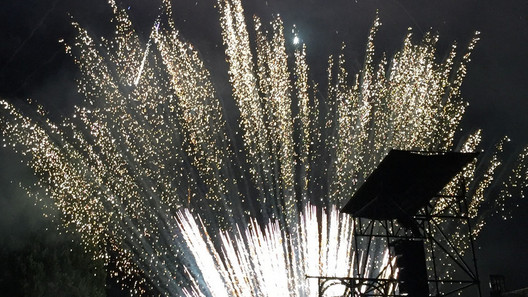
[0, 0, 524, 296]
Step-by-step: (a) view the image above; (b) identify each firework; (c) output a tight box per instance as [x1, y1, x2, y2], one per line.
[0, 0, 517, 295]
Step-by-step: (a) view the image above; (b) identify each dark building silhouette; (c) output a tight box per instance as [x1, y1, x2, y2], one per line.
[490, 275, 528, 297]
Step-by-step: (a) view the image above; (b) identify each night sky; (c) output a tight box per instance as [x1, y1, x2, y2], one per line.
[1, 0, 527, 295]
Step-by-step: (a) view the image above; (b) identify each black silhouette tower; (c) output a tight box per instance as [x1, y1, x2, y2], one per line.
[308, 150, 483, 297]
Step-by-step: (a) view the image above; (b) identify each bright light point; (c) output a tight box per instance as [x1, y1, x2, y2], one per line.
[293, 36, 300, 45]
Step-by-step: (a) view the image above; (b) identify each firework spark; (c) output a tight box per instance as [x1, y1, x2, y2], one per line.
[0, 0, 519, 295]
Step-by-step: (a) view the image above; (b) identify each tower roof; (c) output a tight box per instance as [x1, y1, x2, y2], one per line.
[341, 150, 478, 220]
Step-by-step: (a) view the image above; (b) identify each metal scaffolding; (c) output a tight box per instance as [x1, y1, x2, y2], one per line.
[308, 150, 482, 297]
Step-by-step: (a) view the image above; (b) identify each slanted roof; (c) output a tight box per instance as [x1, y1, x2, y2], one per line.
[341, 150, 478, 220]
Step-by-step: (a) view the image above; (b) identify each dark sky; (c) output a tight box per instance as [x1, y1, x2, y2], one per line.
[1, 0, 527, 295]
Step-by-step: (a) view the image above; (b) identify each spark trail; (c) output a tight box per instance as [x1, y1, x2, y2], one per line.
[0, 0, 521, 295]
